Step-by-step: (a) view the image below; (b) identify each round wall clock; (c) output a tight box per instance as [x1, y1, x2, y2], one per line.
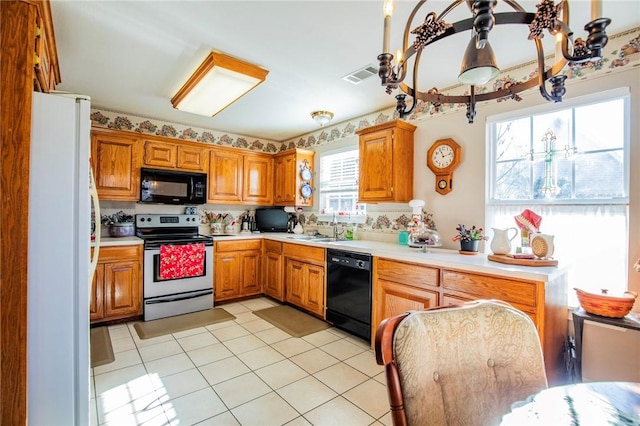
[426, 138, 462, 195]
[301, 183, 313, 200]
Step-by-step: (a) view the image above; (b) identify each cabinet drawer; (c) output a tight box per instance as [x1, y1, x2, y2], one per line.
[375, 258, 439, 289]
[283, 243, 325, 263]
[441, 294, 537, 323]
[442, 270, 538, 308]
[215, 239, 261, 252]
[96, 245, 141, 262]
[264, 240, 282, 254]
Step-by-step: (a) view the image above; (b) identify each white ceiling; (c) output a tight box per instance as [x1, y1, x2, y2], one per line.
[51, 0, 639, 142]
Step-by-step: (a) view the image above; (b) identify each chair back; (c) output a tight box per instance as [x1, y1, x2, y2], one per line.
[375, 300, 548, 426]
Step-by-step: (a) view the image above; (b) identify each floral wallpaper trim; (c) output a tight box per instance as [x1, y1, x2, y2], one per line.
[90, 109, 282, 153]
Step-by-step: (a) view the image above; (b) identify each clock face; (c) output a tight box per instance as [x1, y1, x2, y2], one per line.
[431, 144, 455, 169]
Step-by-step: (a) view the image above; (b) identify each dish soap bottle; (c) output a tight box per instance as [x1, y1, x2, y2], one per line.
[345, 224, 354, 240]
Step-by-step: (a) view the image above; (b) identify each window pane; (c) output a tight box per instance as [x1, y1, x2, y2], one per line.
[575, 99, 624, 152]
[495, 118, 531, 161]
[574, 151, 625, 198]
[319, 148, 360, 213]
[494, 160, 531, 199]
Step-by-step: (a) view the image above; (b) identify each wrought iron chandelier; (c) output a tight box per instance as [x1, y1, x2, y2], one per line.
[378, 0, 610, 123]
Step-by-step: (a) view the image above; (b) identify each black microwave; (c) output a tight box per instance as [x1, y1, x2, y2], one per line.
[140, 168, 207, 205]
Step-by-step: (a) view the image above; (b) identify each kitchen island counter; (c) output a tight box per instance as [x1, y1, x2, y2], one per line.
[214, 232, 568, 283]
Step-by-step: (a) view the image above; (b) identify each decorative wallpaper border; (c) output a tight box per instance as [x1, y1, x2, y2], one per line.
[90, 110, 282, 153]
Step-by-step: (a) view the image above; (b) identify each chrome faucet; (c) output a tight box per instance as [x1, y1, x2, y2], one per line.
[331, 212, 338, 239]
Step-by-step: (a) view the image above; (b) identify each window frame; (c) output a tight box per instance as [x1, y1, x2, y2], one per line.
[486, 87, 631, 207]
[317, 144, 361, 215]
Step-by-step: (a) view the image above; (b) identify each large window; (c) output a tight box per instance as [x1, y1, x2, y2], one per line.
[487, 89, 630, 306]
[318, 148, 361, 214]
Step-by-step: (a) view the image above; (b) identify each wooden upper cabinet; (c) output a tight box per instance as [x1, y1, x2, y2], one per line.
[273, 149, 315, 206]
[177, 145, 207, 171]
[356, 120, 416, 203]
[208, 148, 243, 202]
[143, 139, 207, 172]
[143, 140, 176, 168]
[273, 152, 296, 204]
[91, 129, 140, 201]
[33, 1, 60, 92]
[243, 153, 273, 204]
[208, 148, 273, 205]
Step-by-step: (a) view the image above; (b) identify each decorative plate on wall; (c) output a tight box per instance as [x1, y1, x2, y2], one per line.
[301, 183, 312, 200]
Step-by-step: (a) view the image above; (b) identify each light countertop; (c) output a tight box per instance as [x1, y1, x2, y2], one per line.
[91, 232, 566, 282]
[93, 236, 144, 247]
[212, 232, 568, 283]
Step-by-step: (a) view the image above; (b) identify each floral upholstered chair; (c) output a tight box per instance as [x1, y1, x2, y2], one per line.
[374, 300, 548, 426]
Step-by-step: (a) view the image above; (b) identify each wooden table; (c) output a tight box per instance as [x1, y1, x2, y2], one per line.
[500, 382, 640, 425]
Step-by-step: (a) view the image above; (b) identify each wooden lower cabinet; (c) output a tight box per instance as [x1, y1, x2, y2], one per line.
[90, 245, 143, 324]
[373, 256, 568, 383]
[372, 258, 440, 340]
[263, 240, 284, 301]
[285, 259, 325, 317]
[283, 243, 325, 317]
[214, 239, 262, 302]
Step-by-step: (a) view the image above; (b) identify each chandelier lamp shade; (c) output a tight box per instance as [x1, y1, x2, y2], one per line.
[311, 110, 334, 126]
[377, 0, 610, 123]
[171, 51, 268, 117]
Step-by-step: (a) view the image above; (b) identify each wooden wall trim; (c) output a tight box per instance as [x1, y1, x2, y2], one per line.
[1, 1, 37, 424]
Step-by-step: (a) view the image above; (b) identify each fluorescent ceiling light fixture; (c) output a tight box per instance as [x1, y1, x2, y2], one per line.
[171, 51, 268, 117]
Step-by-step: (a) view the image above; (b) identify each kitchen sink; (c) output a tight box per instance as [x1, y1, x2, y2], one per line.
[286, 235, 337, 242]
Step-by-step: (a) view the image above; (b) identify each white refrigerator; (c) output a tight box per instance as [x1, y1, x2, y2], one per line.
[28, 91, 98, 424]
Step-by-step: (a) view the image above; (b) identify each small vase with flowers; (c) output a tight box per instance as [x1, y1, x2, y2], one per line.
[452, 224, 488, 254]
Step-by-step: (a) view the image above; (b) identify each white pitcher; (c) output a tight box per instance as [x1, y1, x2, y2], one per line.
[490, 227, 518, 255]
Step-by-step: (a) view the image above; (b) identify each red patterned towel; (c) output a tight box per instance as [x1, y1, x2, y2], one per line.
[159, 243, 205, 280]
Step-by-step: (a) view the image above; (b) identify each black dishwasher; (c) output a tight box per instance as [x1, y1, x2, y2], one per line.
[326, 249, 372, 341]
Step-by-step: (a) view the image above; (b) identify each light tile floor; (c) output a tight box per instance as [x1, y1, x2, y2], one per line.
[91, 297, 391, 425]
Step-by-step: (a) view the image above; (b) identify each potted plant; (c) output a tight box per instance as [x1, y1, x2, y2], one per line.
[452, 224, 488, 253]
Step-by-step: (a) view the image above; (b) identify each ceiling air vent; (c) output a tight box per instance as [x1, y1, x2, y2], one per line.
[342, 64, 378, 85]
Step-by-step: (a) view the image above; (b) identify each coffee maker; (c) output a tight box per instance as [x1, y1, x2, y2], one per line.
[287, 213, 297, 233]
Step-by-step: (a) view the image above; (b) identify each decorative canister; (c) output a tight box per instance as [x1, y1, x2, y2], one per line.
[108, 222, 134, 237]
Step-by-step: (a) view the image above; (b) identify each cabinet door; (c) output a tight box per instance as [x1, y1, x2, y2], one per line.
[243, 154, 273, 204]
[90, 263, 105, 322]
[240, 250, 262, 296]
[214, 252, 240, 301]
[144, 140, 176, 168]
[358, 129, 394, 201]
[208, 150, 242, 202]
[305, 263, 325, 317]
[92, 131, 140, 200]
[177, 145, 207, 171]
[285, 259, 306, 307]
[273, 153, 296, 204]
[103, 261, 142, 319]
[372, 278, 438, 336]
[264, 251, 283, 301]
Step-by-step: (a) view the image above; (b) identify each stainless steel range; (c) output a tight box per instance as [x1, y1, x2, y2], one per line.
[136, 214, 213, 321]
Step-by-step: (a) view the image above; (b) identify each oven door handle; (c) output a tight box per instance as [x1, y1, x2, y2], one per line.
[145, 289, 213, 304]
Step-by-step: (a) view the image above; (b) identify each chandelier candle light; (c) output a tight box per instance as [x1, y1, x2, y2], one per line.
[378, 0, 610, 123]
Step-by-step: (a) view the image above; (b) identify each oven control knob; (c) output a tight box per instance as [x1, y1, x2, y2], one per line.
[356, 260, 365, 269]
[140, 217, 145, 222]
